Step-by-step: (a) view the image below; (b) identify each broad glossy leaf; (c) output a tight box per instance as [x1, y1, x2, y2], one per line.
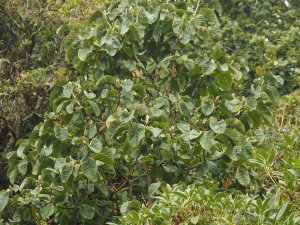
[236, 169, 250, 186]
[81, 157, 97, 180]
[128, 123, 145, 146]
[120, 111, 135, 123]
[209, 117, 226, 134]
[122, 80, 133, 92]
[94, 147, 115, 166]
[63, 83, 73, 98]
[87, 100, 100, 116]
[40, 203, 54, 220]
[177, 123, 190, 133]
[61, 164, 73, 183]
[200, 131, 214, 151]
[85, 122, 97, 139]
[201, 98, 215, 116]
[79, 204, 95, 219]
[179, 102, 190, 118]
[54, 127, 68, 141]
[89, 138, 103, 153]
[203, 60, 217, 75]
[148, 182, 161, 196]
[78, 45, 93, 61]
[216, 71, 232, 91]
[172, 18, 183, 34]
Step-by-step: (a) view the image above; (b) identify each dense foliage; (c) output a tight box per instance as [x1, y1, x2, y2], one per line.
[0, 0, 299, 224]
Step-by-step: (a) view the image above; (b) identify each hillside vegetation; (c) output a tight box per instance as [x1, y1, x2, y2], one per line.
[0, 0, 299, 224]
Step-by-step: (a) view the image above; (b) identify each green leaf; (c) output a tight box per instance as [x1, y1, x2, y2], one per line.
[84, 90, 96, 99]
[203, 60, 217, 75]
[177, 123, 190, 133]
[89, 138, 103, 153]
[172, 17, 183, 34]
[54, 126, 68, 141]
[200, 8, 219, 26]
[236, 169, 250, 186]
[230, 66, 243, 80]
[79, 204, 95, 219]
[61, 164, 73, 183]
[17, 141, 29, 158]
[148, 182, 161, 196]
[191, 216, 199, 224]
[41, 145, 53, 157]
[18, 159, 28, 175]
[120, 20, 130, 35]
[78, 45, 93, 61]
[66, 102, 75, 114]
[209, 117, 226, 134]
[93, 148, 115, 166]
[200, 131, 214, 151]
[120, 200, 141, 216]
[150, 127, 162, 138]
[128, 123, 145, 146]
[120, 111, 135, 123]
[179, 102, 190, 118]
[122, 80, 133, 92]
[81, 157, 97, 180]
[187, 130, 201, 141]
[201, 98, 215, 116]
[85, 122, 97, 139]
[144, 8, 159, 24]
[230, 145, 242, 161]
[276, 202, 289, 221]
[40, 203, 54, 220]
[163, 164, 177, 173]
[216, 71, 232, 91]
[0, 190, 9, 213]
[153, 97, 167, 109]
[160, 56, 172, 70]
[63, 83, 73, 98]
[87, 100, 100, 116]
[100, 89, 108, 98]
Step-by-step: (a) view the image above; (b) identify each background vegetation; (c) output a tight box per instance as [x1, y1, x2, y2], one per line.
[0, 0, 299, 224]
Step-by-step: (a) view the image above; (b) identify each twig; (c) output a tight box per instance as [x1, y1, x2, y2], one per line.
[193, 0, 201, 17]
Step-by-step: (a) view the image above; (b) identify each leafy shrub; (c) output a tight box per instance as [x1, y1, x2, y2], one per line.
[0, 0, 293, 224]
[119, 182, 299, 225]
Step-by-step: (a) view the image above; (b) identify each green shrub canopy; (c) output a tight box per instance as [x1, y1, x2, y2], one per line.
[0, 0, 291, 224]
